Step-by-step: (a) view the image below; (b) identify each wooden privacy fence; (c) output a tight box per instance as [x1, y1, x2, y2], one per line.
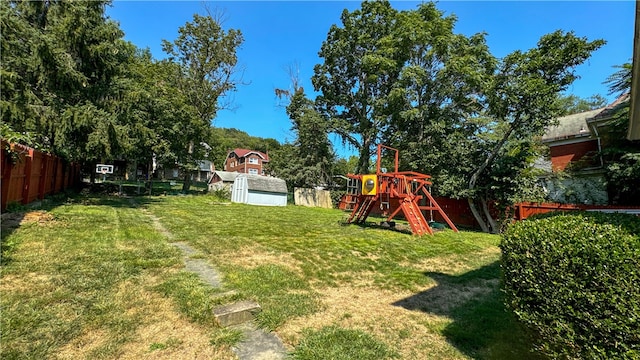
[1, 141, 80, 211]
[432, 199, 640, 228]
[341, 193, 640, 230]
[514, 202, 640, 220]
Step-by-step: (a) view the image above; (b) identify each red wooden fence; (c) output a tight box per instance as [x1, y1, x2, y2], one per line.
[339, 193, 640, 230]
[1, 141, 80, 211]
[514, 202, 640, 220]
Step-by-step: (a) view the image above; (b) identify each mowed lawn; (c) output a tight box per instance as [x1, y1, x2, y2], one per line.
[1, 194, 541, 359]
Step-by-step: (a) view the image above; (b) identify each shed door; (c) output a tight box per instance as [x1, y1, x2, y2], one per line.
[231, 177, 248, 204]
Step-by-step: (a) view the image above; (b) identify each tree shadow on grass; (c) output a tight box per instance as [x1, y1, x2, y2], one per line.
[392, 262, 545, 360]
[0, 189, 167, 266]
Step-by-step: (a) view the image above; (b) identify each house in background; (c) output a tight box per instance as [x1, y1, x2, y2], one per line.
[540, 94, 630, 204]
[224, 148, 269, 175]
[195, 160, 214, 182]
[159, 160, 214, 182]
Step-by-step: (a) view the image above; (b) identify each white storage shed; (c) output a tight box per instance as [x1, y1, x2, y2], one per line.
[231, 174, 288, 206]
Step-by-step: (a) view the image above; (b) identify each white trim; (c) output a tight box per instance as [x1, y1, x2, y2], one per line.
[243, 151, 267, 160]
[545, 136, 594, 147]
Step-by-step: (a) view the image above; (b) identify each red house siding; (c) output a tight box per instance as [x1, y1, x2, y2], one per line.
[224, 151, 268, 175]
[549, 140, 598, 171]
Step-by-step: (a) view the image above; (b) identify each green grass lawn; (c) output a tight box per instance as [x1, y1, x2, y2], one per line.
[1, 193, 543, 359]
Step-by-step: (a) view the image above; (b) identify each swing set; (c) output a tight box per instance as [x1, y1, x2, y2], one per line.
[344, 144, 458, 236]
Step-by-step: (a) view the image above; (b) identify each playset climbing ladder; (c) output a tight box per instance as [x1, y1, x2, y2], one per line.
[345, 145, 458, 236]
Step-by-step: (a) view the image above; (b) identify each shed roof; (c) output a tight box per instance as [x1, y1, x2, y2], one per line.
[542, 108, 603, 143]
[209, 171, 240, 183]
[241, 174, 287, 194]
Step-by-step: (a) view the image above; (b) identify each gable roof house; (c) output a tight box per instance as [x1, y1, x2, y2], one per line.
[224, 148, 269, 176]
[540, 94, 630, 204]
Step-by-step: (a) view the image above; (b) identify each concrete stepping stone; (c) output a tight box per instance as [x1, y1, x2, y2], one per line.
[232, 323, 288, 360]
[214, 300, 262, 327]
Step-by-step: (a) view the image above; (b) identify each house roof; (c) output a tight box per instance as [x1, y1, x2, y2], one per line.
[542, 108, 603, 143]
[229, 148, 269, 161]
[542, 93, 632, 144]
[588, 92, 630, 123]
[209, 171, 240, 183]
[240, 174, 287, 194]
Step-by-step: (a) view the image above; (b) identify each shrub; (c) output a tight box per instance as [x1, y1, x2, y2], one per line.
[501, 212, 640, 359]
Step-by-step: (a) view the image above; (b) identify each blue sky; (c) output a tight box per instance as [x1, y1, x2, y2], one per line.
[106, 1, 635, 158]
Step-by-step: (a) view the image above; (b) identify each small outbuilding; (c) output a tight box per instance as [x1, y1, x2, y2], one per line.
[231, 174, 288, 206]
[208, 171, 241, 192]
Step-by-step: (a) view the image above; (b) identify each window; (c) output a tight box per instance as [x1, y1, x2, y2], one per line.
[231, 161, 235, 167]
[248, 168, 258, 175]
[249, 157, 259, 164]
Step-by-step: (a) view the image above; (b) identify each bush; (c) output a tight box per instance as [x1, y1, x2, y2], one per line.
[501, 212, 640, 359]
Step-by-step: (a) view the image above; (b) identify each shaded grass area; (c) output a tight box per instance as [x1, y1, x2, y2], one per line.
[0, 195, 236, 359]
[394, 262, 544, 359]
[88, 179, 208, 196]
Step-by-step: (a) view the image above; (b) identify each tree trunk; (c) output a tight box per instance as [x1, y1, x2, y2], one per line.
[467, 197, 490, 233]
[182, 171, 191, 192]
[147, 161, 153, 195]
[480, 197, 499, 234]
[467, 117, 520, 233]
[357, 138, 371, 174]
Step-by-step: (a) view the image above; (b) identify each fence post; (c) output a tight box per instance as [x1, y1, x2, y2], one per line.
[1, 144, 12, 211]
[21, 149, 34, 204]
[516, 202, 524, 221]
[38, 154, 49, 199]
[49, 156, 57, 194]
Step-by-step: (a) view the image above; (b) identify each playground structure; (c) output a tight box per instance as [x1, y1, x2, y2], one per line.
[344, 145, 458, 236]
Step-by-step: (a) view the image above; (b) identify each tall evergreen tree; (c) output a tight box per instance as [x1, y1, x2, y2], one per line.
[1, 0, 133, 166]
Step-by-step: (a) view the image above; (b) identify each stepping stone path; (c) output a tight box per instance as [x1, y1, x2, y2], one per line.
[144, 209, 288, 359]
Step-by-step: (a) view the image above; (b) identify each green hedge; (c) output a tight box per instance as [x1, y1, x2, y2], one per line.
[501, 212, 640, 359]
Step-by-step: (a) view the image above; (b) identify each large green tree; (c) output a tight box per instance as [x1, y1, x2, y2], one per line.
[161, 12, 243, 191]
[602, 62, 640, 204]
[383, 2, 495, 197]
[313, 0, 402, 174]
[555, 94, 608, 116]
